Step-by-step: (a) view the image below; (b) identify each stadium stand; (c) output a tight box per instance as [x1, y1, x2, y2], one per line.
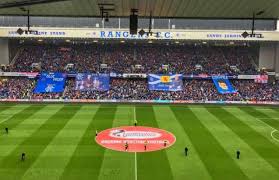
[0, 77, 278, 101]
[1, 1, 279, 179]
[8, 44, 258, 75]
[0, 42, 277, 102]
[0, 77, 35, 99]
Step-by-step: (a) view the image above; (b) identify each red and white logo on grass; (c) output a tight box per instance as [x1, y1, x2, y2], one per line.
[96, 126, 176, 152]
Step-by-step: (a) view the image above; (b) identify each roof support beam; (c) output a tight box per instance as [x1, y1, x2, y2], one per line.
[0, 0, 70, 9]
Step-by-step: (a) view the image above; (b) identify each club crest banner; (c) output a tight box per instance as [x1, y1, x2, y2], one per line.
[212, 76, 237, 94]
[148, 74, 183, 91]
[34, 72, 66, 93]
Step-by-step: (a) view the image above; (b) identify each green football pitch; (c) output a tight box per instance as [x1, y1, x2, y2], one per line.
[0, 104, 279, 180]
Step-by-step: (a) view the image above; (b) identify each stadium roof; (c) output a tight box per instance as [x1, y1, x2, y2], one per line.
[0, 0, 278, 19]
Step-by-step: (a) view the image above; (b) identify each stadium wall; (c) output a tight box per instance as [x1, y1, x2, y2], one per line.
[0, 39, 9, 65]
[259, 43, 279, 72]
[1, 27, 279, 41]
[276, 43, 279, 74]
[259, 43, 276, 70]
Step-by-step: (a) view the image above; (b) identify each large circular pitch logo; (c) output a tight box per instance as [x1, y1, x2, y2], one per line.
[95, 126, 176, 152]
[109, 129, 161, 139]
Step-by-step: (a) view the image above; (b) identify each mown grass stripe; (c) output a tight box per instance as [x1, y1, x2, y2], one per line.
[0, 105, 81, 180]
[98, 105, 134, 180]
[0, 103, 18, 107]
[242, 107, 279, 130]
[171, 106, 248, 180]
[0, 103, 20, 108]
[0, 105, 45, 131]
[209, 107, 279, 172]
[193, 106, 279, 180]
[60, 105, 117, 180]
[21, 105, 100, 180]
[258, 107, 279, 112]
[136, 105, 174, 180]
[0, 105, 63, 160]
[223, 107, 277, 144]
[0, 104, 15, 117]
[0, 105, 31, 125]
[153, 106, 211, 180]
[255, 107, 279, 121]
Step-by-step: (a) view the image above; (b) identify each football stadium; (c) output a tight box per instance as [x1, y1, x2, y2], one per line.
[0, 0, 279, 180]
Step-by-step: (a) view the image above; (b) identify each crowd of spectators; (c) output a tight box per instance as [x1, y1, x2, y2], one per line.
[0, 77, 35, 99]
[1, 43, 275, 102]
[63, 79, 278, 102]
[0, 77, 277, 102]
[233, 80, 278, 101]
[7, 44, 259, 75]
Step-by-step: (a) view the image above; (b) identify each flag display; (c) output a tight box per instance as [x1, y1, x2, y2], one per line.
[34, 73, 66, 93]
[148, 74, 183, 91]
[75, 73, 110, 91]
[212, 76, 237, 94]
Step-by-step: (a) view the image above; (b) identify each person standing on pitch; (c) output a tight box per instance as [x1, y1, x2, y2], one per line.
[134, 119, 137, 126]
[236, 150, 240, 159]
[95, 130, 98, 137]
[124, 142, 129, 151]
[163, 140, 168, 147]
[21, 153, 26, 161]
[185, 147, 188, 156]
[5, 127, 8, 134]
[144, 140, 148, 151]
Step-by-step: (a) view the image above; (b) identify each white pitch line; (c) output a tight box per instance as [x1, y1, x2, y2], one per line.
[133, 106, 138, 180]
[134, 152, 138, 180]
[255, 108, 278, 111]
[271, 130, 279, 142]
[254, 116, 279, 142]
[258, 118, 279, 120]
[133, 106, 136, 122]
[0, 115, 15, 124]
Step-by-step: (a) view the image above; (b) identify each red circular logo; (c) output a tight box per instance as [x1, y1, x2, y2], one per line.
[95, 126, 176, 152]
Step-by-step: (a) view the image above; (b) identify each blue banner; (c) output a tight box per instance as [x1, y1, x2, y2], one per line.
[148, 74, 183, 91]
[34, 73, 66, 93]
[75, 73, 110, 91]
[212, 76, 237, 94]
